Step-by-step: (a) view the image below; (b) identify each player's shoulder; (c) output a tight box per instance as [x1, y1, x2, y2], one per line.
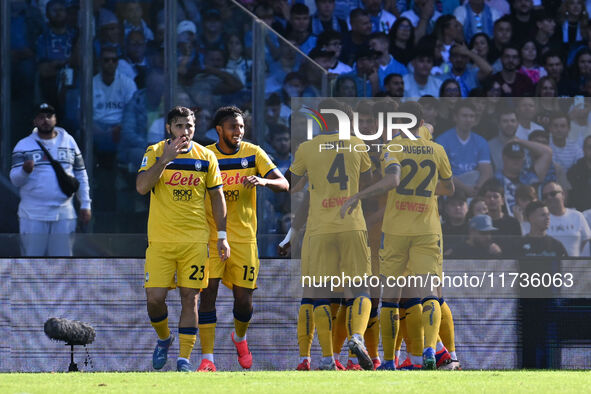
[13, 133, 36, 151]
[240, 141, 266, 156]
[146, 139, 166, 154]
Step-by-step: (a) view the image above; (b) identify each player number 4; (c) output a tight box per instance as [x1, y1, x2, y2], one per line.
[327, 153, 349, 190]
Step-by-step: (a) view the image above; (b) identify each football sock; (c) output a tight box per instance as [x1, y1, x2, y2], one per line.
[233, 308, 252, 340]
[298, 299, 315, 358]
[436, 339, 444, 352]
[422, 297, 441, 350]
[347, 296, 371, 337]
[332, 303, 347, 357]
[379, 302, 399, 361]
[313, 301, 333, 357]
[439, 298, 456, 354]
[150, 313, 170, 341]
[198, 310, 216, 361]
[364, 307, 380, 359]
[178, 327, 197, 360]
[403, 298, 423, 357]
[395, 308, 406, 352]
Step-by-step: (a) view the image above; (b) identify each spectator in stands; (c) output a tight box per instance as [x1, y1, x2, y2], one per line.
[543, 52, 578, 96]
[442, 192, 470, 235]
[492, 45, 535, 97]
[361, 0, 397, 34]
[433, 15, 465, 65]
[513, 201, 568, 256]
[454, 0, 501, 42]
[301, 48, 335, 96]
[528, 129, 571, 194]
[384, 73, 404, 97]
[388, 17, 415, 65]
[334, 0, 365, 21]
[513, 184, 538, 234]
[368, 32, 408, 90]
[570, 48, 591, 93]
[118, 30, 150, 89]
[533, 10, 561, 61]
[278, 72, 306, 105]
[286, 3, 317, 55]
[480, 178, 522, 250]
[343, 47, 380, 97]
[334, 75, 358, 97]
[515, 97, 543, 140]
[558, 0, 588, 48]
[534, 76, 559, 128]
[441, 43, 493, 96]
[10, 103, 91, 256]
[447, 214, 503, 258]
[269, 125, 292, 175]
[318, 30, 353, 75]
[94, 8, 122, 58]
[177, 21, 200, 85]
[488, 105, 520, 172]
[341, 8, 372, 65]
[36, 0, 78, 110]
[548, 112, 583, 170]
[436, 101, 492, 196]
[265, 39, 300, 94]
[519, 40, 545, 84]
[199, 8, 226, 54]
[403, 49, 442, 97]
[470, 32, 494, 64]
[508, 0, 536, 39]
[311, 0, 348, 35]
[439, 79, 462, 108]
[542, 181, 591, 256]
[567, 135, 591, 211]
[224, 33, 252, 90]
[489, 16, 513, 64]
[121, 1, 153, 42]
[265, 93, 290, 128]
[402, 0, 441, 36]
[468, 195, 489, 219]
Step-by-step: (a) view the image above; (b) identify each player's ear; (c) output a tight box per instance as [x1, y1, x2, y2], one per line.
[215, 124, 222, 135]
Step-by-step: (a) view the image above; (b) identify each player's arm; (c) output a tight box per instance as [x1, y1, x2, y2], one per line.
[278, 189, 310, 256]
[516, 139, 553, 181]
[243, 168, 289, 192]
[340, 166, 401, 218]
[474, 162, 492, 193]
[207, 186, 230, 261]
[435, 178, 455, 196]
[136, 136, 188, 195]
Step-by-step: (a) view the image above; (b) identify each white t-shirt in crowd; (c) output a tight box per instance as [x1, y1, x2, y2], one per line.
[93, 71, 137, 125]
[547, 208, 591, 256]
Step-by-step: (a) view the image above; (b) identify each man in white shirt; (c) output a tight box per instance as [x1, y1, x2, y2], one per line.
[10, 104, 91, 256]
[403, 50, 442, 97]
[548, 113, 583, 171]
[514, 97, 543, 140]
[542, 182, 591, 256]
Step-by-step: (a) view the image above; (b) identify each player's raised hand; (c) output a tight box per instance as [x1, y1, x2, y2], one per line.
[242, 175, 266, 189]
[218, 238, 230, 261]
[161, 135, 189, 164]
[340, 195, 360, 218]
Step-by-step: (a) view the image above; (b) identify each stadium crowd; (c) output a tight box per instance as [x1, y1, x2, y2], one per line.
[7, 0, 591, 257]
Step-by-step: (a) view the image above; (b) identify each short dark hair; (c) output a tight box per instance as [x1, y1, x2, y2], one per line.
[549, 112, 569, 124]
[167, 106, 193, 125]
[494, 15, 512, 29]
[497, 102, 517, 117]
[453, 99, 476, 114]
[501, 44, 520, 56]
[515, 184, 537, 202]
[291, 3, 310, 15]
[317, 30, 342, 47]
[528, 129, 549, 142]
[350, 8, 369, 21]
[479, 178, 504, 196]
[384, 73, 403, 85]
[397, 101, 423, 131]
[213, 106, 244, 127]
[525, 200, 547, 219]
[368, 32, 389, 43]
[542, 51, 562, 65]
[319, 99, 353, 131]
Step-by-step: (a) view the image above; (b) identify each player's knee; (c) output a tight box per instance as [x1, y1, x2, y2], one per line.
[179, 288, 199, 308]
[145, 289, 167, 308]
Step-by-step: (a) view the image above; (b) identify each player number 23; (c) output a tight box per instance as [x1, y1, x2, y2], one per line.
[189, 265, 205, 280]
[396, 159, 436, 197]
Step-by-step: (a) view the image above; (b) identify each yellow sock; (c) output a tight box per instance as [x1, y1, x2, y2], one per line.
[198, 311, 216, 356]
[439, 300, 455, 352]
[364, 308, 380, 359]
[332, 304, 347, 355]
[314, 303, 333, 357]
[422, 298, 441, 350]
[395, 308, 406, 352]
[178, 328, 197, 360]
[298, 300, 315, 357]
[234, 318, 250, 338]
[150, 313, 170, 340]
[379, 303, 399, 361]
[404, 300, 423, 357]
[347, 296, 371, 337]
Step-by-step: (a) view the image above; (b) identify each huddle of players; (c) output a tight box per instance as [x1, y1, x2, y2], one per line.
[284, 99, 461, 371]
[138, 105, 288, 372]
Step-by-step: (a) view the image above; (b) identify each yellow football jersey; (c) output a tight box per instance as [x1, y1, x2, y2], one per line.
[205, 142, 277, 243]
[381, 136, 452, 236]
[139, 140, 223, 243]
[290, 132, 372, 236]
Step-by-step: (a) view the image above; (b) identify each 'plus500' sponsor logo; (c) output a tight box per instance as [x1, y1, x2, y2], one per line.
[165, 171, 201, 186]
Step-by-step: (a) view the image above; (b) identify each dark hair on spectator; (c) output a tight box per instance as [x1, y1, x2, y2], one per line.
[469, 32, 493, 62]
[350, 8, 369, 21]
[319, 99, 354, 130]
[479, 178, 505, 196]
[494, 15, 513, 29]
[528, 129, 549, 142]
[418, 95, 439, 111]
[525, 200, 548, 219]
[384, 73, 403, 85]
[535, 76, 558, 97]
[269, 123, 290, 139]
[468, 87, 486, 97]
[317, 30, 342, 47]
[516, 184, 537, 203]
[355, 101, 374, 116]
[334, 75, 357, 96]
[397, 101, 423, 131]
[101, 46, 118, 58]
[369, 31, 389, 43]
[167, 106, 194, 125]
[497, 102, 517, 117]
[549, 111, 569, 124]
[467, 196, 487, 219]
[572, 48, 591, 77]
[434, 14, 457, 41]
[213, 106, 244, 127]
[291, 3, 310, 15]
[534, 9, 554, 24]
[481, 77, 501, 96]
[389, 17, 415, 51]
[542, 50, 562, 65]
[372, 99, 399, 117]
[453, 99, 476, 114]
[501, 44, 520, 57]
[439, 79, 461, 97]
[284, 71, 304, 84]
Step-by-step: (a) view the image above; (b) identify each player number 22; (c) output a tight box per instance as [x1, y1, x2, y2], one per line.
[327, 153, 349, 190]
[242, 265, 255, 281]
[189, 265, 205, 280]
[396, 159, 436, 197]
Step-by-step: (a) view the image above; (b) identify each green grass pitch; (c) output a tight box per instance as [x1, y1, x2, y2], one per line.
[0, 371, 587, 393]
